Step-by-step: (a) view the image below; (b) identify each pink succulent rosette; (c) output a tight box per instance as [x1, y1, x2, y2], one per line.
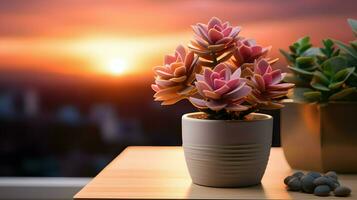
[189, 63, 251, 112]
[151, 17, 295, 119]
[152, 45, 200, 105]
[232, 38, 271, 68]
[189, 17, 241, 67]
[247, 59, 294, 109]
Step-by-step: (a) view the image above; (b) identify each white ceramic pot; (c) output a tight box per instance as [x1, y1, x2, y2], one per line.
[182, 112, 273, 187]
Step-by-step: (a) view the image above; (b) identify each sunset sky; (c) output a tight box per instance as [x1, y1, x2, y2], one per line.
[0, 0, 357, 78]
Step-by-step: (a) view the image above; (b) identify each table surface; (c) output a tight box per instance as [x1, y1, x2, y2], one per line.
[74, 147, 356, 199]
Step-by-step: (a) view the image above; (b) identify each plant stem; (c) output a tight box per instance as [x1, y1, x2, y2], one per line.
[211, 51, 218, 67]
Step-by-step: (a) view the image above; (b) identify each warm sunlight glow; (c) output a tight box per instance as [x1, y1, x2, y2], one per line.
[107, 58, 128, 75]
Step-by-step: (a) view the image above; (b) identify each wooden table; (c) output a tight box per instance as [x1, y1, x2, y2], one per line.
[74, 147, 356, 199]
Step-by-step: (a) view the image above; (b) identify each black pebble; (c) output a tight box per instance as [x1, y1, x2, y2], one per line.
[314, 185, 331, 196]
[307, 171, 322, 179]
[325, 171, 338, 180]
[292, 171, 304, 179]
[301, 175, 315, 193]
[284, 176, 293, 186]
[288, 177, 301, 191]
[325, 176, 340, 189]
[334, 186, 351, 197]
[313, 176, 336, 190]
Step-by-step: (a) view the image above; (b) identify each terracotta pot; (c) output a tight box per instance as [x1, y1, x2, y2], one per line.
[182, 112, 273, 187]
[281, 100, 357, 173]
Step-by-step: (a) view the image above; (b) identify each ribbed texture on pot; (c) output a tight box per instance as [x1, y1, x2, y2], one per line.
[183, 143, 271, 187]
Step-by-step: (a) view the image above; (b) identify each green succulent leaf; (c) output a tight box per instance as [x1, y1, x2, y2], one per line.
[300, 36, 310, 44]
[288, 66, 314, 76]
[303, 91, 322, 101]
[334, 40, 357, 60]
[324, 39, 333, 47]
[332, 67, 355, 83]
[321, 56, 348, 76]
[311, 82, 330, 91]
[313, 71, 330, 85]
[328, 82, 343, 90]
[328, 67, 354, 89]
[279, 49, 295, 63]
[311, 71, 330, 91]
[289, 45, 296, 53]
[297, 37, 312, 55]
[351, 41, 357, 51]
[347, 72, 357, 87]
[329, 87, 357, 100]
[319, 39, 340, 61]
[301, 47, 321, 57]
[296, 56, 316, 70]
[348, 18, 357, 37]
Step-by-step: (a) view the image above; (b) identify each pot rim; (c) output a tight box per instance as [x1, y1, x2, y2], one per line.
[182, 112, 272, 123]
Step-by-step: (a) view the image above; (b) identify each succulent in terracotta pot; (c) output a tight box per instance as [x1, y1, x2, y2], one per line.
[152, 17, 293, 187]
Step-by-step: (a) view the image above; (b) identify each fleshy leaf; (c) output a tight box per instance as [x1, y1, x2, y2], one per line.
[347, 18, 357, 37]
[288, 66, 314, 76]
[279, 49, 294, 63]
[321, 56, 348, 75]
[311, 82, 330, 91]
[313, 71, 330, 86]
[334, 40, 357, 59]
[296, 56, 316, 70]
[329, 87, 357, 100]
[311, 74, 330, 91]
[301, 47, 321, 57]
[332, 67, 355, 84]
[303, 91, 322, 102]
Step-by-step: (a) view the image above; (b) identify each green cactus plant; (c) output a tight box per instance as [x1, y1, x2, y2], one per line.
[280, 18, 357, 103]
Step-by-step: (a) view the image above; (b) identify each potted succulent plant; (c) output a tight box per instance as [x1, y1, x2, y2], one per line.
[152, 17, 294, 187]
[280, 19, 357, 173]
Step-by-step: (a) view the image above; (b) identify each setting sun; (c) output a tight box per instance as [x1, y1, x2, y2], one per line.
[106, 58, 128, 75]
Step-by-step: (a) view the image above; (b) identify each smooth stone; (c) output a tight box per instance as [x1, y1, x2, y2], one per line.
[314, 185, 331, 196]
[284, 176, 293, 186]
[288, 177, 302, 191]
[313, 177, 336, 190]
[325, 171, 338, 180]
[301, 175, 315, 193]
[292, 171, 304, 179]
[334, 186, 351, 197]
[325, 176, 340, 189]
[307, 171, 322, 179]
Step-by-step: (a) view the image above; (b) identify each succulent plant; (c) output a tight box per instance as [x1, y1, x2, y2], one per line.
[244, 59, 294, 109]
[334, 19, 357, 88]
[280, 36, 319, 79]
[306, 57, 355, 101]
[152, 45, 200, 105]
[232, 38, 271, 68]
[152, 17, 293, 120]
[281, 19, 357, 103]
[189, 17, 241, 67]
[189, 63, 251, 115]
